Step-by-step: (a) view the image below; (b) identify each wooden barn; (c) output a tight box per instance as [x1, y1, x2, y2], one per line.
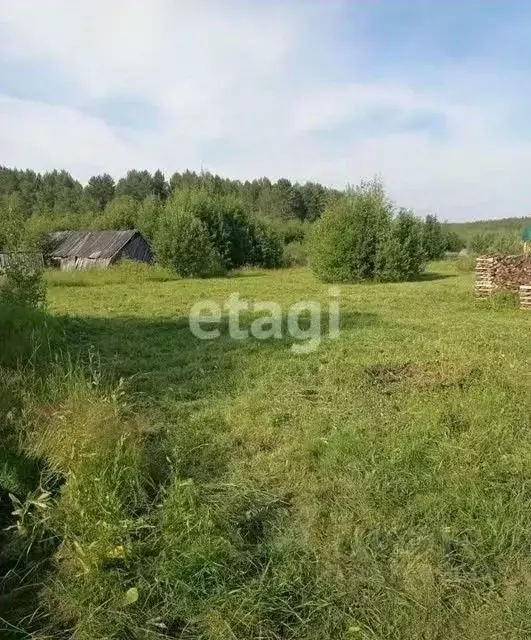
[48, 229, 153, 270]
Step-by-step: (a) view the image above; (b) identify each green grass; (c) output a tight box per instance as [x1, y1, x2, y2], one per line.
[446, 216, 531, 245]
[2, 261, 531, 639]
[45, 259, 180, 287]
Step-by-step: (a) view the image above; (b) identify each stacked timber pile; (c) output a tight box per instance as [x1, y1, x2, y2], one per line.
[520, 285, 531, 309]
[475, 257, 495, 297]
[475, 254, 531, 297]
[492, 254, 531, 291]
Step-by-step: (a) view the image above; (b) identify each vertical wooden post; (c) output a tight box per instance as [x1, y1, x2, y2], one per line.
[520, 285, 531, 309]
[475, 257, 496, 297]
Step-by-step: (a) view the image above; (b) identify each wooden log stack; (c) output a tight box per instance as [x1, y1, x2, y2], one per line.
[520, 285, 531, 309]
[493, 254, 531, 291]
[475, 254, 531, 298]
[475, 257, 495, 297]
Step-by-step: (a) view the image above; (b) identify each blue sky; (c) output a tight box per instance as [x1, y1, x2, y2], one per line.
[1, 0, 530, 220]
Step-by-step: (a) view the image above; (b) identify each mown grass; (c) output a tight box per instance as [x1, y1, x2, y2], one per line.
[45, 259, 180, 288]
[1, 260, 531, 639]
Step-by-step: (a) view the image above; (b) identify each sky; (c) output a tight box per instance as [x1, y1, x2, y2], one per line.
[1, 0, 530, 221]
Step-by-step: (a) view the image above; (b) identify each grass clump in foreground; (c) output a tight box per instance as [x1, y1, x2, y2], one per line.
[1, 260, 531, 639]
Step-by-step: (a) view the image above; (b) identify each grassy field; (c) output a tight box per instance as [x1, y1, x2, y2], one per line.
[2, 260, 531, 638]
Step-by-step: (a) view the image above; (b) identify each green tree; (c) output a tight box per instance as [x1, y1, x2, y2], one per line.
[169, 170, 201, 194]
[151, 170, 169, 200]
[309, 178, 394, 282]
[168, 190, 251, 270]
[98, 195, 139, 229]
[116, 170, 154, 202]
[85, 174, 116, 211]
[300, 182, 327, 221]
[442, 228, 465, 253]
[248, 218, 283, 268]
[32, 170, 83, 214]
[317, 179, 394, 281]
[0, 192, 26, 249]
[377, 209, 425, 281]
[422, 214, 445, 260]
[273, 179, 307, 220]
[154, 207, 224, 277]
[16, 170, 41, 215]
[308, 178, 426, 283]
[137, 194, 164, 241]
[0, 192, 45, 308]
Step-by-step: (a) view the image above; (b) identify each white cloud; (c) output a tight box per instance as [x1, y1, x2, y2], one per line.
[0, 96, 135, 176]
[0, 0, 530, 220]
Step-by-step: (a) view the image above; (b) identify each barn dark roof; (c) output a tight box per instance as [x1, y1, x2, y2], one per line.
[49, 230, 140, 259]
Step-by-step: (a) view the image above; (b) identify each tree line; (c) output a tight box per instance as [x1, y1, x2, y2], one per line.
[0, 165, 468, 280]
[0, 166, 336, 222]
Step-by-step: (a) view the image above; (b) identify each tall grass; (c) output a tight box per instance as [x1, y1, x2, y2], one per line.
[1, 262, 531, 639]
[45, 259, 179, 288]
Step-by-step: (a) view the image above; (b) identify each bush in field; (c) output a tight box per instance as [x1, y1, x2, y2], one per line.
[266, 216, 309, 245]
[308, 178, 394, 282]
[164, 190, 245, 270]
[469, 232, 496, 254]
[422, 214, 445, 260]
[0, 193, 26, 249]
[153, 190, 282, 274]
[0, 193, 46, 309]
[377, 209, 425, 281]
[0, 259, 46, 309]
[493, 233, 522, 255]
[443, 228, 466, 253]
[468, 232, 522, 256]
[154, 207, 224, 277]
[283, 240, 308, 267]
[248, 218, 283, 268]
[173, 190, 284, 270]
[309, 179, 428, 283]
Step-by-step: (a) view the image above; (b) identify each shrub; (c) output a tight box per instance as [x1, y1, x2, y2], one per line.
[308, 178, 394, 282]
[422, 214, 445, 260]
[96, 195, 139, 230]
[443, 228, 466, 253]
[136, 194, 164, 242]
[377, 209, 425, 281]
[0, 194, 46, 310]
[267, 217, 309, 245]
[493, 233, 522, 255]
[248, 218, 283, 268]
[283, 241, 308, 267]
[0, 257, 46, 309]
[154, 207, 224, 277]
[469, 233, 496, 254]
[165, 190, 242, 270]
[468, 232, 523, 256]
